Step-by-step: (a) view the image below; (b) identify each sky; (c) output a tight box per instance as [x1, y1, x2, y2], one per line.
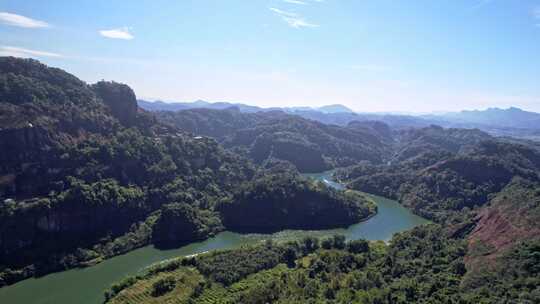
[1, 0, 540, 113]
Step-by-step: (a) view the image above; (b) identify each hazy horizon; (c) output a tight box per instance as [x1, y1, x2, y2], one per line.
[1, 0, 539, 112]
[138, 97, 540, 115]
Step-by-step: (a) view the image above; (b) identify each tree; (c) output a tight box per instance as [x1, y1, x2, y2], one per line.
[284, 247, 297, 268]
[302, 236, 320, 253]
[151, 276, 176, 297]
[333, 235, 346, 249]
[347, 239, 369, 254]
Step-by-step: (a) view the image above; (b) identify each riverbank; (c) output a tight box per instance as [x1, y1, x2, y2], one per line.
[0, 171, 428, 304]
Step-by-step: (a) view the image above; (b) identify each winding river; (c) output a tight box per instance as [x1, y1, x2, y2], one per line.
[0, 171, 428, 304]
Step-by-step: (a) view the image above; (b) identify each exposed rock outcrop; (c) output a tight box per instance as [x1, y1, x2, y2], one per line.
[92, 81, 138, 127]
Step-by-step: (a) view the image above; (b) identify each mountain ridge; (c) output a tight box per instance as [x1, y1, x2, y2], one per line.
[0, 57, 376, 286]
[138, 100, 540, 140]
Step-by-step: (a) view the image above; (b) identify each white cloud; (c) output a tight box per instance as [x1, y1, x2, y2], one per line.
[283, 0, 307, 5]
[0, 46, 62, 58]
[270, 8, 296, 17]
[0, 12, 49, 28]
[99, 27, 134, 40]
[283, 0, 325, 4]
[269, 7, 319, 28]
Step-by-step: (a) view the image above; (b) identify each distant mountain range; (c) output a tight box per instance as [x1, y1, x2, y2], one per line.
[316, 104, 355, 114]
[422, 107, 540, 130]
[138, 99, 355, 114]
[138, 99, 540, 139]
[137, 99, 265, 113]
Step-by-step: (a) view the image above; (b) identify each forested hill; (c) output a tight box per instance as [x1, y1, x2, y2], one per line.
[154, 108, 492, 173]
[0, 57, 375, 287]
[4, 57, 540, 302]
[138, 99, 355, 115]
[0, 57, 253, 286]
[105, 135, 540, 303]
[336, 133, 540, 296]
[157, 108, 392, 172]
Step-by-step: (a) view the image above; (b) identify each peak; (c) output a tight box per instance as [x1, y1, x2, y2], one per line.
[192, 100, 210, 106]
[317, 104, 354, 114]
[482, 107, 523, 113]
[92, 81, 138, 126]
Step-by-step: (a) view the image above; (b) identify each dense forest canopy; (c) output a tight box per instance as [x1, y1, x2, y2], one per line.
[155, 108, 391, 172]
[218, 172, 376, 232]
[1, 57, 540, 303]
[113, 84, 540, 302]
[139, 99, 540, 140]
[0, 57, 375, 287]
[105, 225, 540, 303]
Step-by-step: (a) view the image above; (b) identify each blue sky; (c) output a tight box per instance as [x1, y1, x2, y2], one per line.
[1, 0, 539, 113]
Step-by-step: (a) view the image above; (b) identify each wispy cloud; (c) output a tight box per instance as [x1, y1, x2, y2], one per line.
[99, 27, 134, 40]
[283, 0, 307, 5]
[283, 0, 325, 4]
[0, 46, 62, 58]
[269, 7, 319, 28]
[0, 12, 49, 28]
[270, 8, 297, 18]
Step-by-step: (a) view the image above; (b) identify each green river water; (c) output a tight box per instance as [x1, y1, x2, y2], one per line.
[0, 171, 429, 304]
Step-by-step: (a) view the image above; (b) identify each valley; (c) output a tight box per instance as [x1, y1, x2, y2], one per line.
[0, 58, 539, 303]
[2, 1, 540, 302]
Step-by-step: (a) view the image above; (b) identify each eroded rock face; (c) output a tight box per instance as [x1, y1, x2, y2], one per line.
[0, 126, 57, 196]
[152, 203, 220, 247]
[92, 81, 138, 127]
[0, 126, 51, 171]
[0, 58, 260, 287]
[36, 214, 60, 233]
[464, 178, 540, 277]
[0, 204, 140, 257]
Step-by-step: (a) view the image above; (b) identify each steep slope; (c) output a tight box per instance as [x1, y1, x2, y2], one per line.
[465, 178, 540, 283]
[337, 129, 540, 295]
[0, 57, 377, 287]
[0, 57, 257, 286]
